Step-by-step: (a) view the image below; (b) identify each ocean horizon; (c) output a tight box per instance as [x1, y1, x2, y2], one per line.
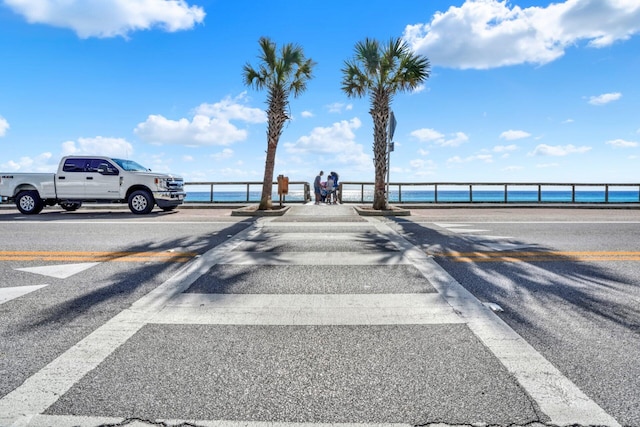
[184, 189, 640, 204]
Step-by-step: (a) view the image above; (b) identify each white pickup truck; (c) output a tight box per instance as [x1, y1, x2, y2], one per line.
[0, 156, 186, 215]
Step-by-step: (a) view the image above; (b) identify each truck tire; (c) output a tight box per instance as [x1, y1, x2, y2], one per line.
[16, 190, 44, 215]
[60, 201, 82, 212]
[128, 190, 154, 214]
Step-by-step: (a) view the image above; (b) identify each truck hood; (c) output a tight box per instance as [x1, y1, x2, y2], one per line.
[132, 171, 183, 181]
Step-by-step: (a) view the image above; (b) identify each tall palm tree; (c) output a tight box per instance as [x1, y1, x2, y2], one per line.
[342, 38, 430, 210]
[243, 36, 315, 210]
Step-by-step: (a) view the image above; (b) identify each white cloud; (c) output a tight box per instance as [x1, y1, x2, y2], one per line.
[414, 169, 437, 178]
[0, 152, 55, 172]
[182, 155, 194, 162]
[326, 103, 353, 113]
[588, 92, 622, 105]
[217, 167, 260, 179]
[410, 159, 425, 168]
[606, 139, 638, 148]
[301, 111, 314, 118]
[135, 115, 247, 147]
[62, 136, 134, 157]
[3, 0, 205, 38]
[284, 118, 369, 167]
[529, 144, 592, 156]
[412, 84, 427, 94]
[502, 166, 523, 172]
[500, 130, 531, 140]
[411, 128, 444, 142]
[0, 116, 9, 137]
[212, 148, 234, 160]
[404, 0, 640, 69]
[194, 94, 266, 123]
[286, 118, 361, 154]
[411, 128, 469, 147]
[447, 154, 493, 164]
[441, 132, 470, 147]
[417, 148, 430, 156]
[493, 144, 518, 152]
[135, 94, 266, 147]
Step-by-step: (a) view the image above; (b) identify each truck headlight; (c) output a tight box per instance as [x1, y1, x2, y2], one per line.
[155, 178, 169, 190]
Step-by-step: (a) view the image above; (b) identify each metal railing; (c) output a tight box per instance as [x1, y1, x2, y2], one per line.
[182, 181, 640, 205]
[339, 182, 640, 204]
[184, 181, 311, 203]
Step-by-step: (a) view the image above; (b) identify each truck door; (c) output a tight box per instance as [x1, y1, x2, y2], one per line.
[56, 158, 90, 198]
[85, 159, 121, 199]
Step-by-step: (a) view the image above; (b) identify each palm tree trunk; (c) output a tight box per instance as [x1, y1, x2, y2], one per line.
[259, 144, 276, 209]
[372, 155, 387, 209]
[371, 90, 389, 210]
[258, 88, 288, 210]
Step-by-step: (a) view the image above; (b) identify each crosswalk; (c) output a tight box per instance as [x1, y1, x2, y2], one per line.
[0, 206, 620, 426]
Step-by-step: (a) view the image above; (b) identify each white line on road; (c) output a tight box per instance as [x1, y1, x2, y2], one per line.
[16, 414, 412, 427]
[216, 251, 408, 265]
[366, 217, 621, 427]
[151, 293, 464, 325]
[0, 221, 261, 426]
[0, 285, 48, 306]
[1, 214, 622, 427]
[15, 263, 100, 279]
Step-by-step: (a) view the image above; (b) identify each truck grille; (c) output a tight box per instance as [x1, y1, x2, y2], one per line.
[167, 178, 184, 191]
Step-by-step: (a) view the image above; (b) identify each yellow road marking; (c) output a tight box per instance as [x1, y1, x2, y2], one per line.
[0, 251, 198, 263]
[430, 250, 640, 263]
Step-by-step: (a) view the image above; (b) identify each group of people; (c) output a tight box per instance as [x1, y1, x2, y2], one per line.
[313, 170, 339, 205]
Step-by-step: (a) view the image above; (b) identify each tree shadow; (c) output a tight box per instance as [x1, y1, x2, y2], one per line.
[13, 218, 256, 332]
[387, 217, 640, 425]
[388, 217, 640, 333]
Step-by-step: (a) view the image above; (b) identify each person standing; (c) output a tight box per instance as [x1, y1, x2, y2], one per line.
[314, 170, 323, 204]
[330, 171, 339, 204]
[326, 173, 335, 204]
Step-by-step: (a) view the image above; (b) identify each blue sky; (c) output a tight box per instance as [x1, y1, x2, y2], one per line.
[1, 0, 639, 185]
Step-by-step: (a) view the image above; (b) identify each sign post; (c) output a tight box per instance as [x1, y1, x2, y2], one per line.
[386, 111, 397, 207]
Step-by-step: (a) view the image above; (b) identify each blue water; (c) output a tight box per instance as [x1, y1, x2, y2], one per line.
[185, 189, 640, 203]
[185, 191, 307, 203]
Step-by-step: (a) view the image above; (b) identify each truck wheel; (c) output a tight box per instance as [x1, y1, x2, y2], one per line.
[16, 190, 44, 215]
[60, 201, 82, 212]
[128, 190, 154, 214]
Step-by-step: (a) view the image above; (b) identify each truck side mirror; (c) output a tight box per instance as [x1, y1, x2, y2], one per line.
[98, 165, 119, 176]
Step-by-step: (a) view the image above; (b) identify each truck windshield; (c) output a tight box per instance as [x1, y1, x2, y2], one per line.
[112, 158, 149, 172]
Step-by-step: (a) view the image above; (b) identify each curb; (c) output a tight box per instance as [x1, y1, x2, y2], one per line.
[231, 205, 291, 217]
[353, 205, 411, 216]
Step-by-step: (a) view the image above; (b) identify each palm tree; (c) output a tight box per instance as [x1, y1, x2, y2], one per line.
[341, 38, 430, 210]
[243, 37, 315, 210]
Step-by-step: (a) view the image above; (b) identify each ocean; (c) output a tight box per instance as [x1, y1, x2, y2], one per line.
[184, 188, 640, 204]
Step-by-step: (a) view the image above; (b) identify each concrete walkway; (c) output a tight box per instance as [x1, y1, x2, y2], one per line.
[0, 205, 620, 426]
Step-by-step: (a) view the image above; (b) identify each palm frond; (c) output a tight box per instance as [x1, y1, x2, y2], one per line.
[340, 36, 430, 209]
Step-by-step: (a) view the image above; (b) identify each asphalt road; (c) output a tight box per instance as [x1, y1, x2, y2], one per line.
[0, 205, 638, 426]
[384, 207, 640, 427]
[0, 208, 254, 400]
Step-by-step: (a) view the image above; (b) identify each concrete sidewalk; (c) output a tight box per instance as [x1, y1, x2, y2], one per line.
[0, 205, 620, 426]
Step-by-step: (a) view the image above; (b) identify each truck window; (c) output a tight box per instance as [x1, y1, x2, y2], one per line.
[111, 158, 149, 172]
[88, 159, 119, 175]
[63, 158, 89, 172]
